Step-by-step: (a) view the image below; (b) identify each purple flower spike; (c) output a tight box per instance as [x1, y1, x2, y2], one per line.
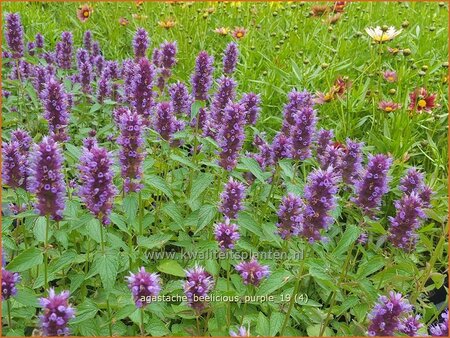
[2, 141, 28, 189]
[152, 48, 162, 67]
[240, 92, 261, 126]
[218, 102, 246, 171]
[271, 132, 291, 163]
[298, 167, 339, 242]
[35, 33, 44, 49]
[56, 32, 73, 70]
[39, 288, 75, 336]
[388, 192, 426, 251]
[183, 265, 214, 312]
[78, 142, 117, 225]
[250, 133, 273, 170]
[399, 168, 433, 207]
[169, 82, 193, 116]
[430, 310, 448, 336]
[276, 193, 304, 239]
[223, 42, 239, 74]
[92, 41, 100, 57]
[1, 267, 21, 300]
[4, 13, 24, 58]
[368, 291, 413, 336]
[341, 138, 364, 186]
[79, 60, 93, 95]
[27, 41, 36, 56]
[133, 28, 149, 60]
[316, 129, 334, 164]
[41, 77, 70, 142]
[11, 129, 32, 153]
[130, 58, 155, 123]
[282, 90, 314, 134]
[211, 76, 237, 131]
[83, 30, 92, 53]
[289, 106, 317, 161]
[117, 109, 146, 193]
[153, 101, 184, 144]
[235, 259, 270, 286]
[400, 315, 423, 336]
[191, 51, 214, 101]
[97, 70, 111, 103]
[353, 154, 392, 215]
[160, 41, 177, 69]
[28, 137, 66, 221]
[230, 326, 250, 337]
[214, 219, 240, 250]
[219, 177, 246, 219]
[126, 267, 162, 308]
[76, 48, 90, 69]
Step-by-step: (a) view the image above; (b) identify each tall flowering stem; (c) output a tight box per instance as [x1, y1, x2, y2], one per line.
[168, 82, 193, 116]
[240, 92, 261, 126]
[39, 288, 75, 336]
[282, 90, 314, 134]
[223, 42, 238, 74]
[55, 32, 73, 70]
[41, 77, 70, 141]
[218, 177, 246, 219]
[217, 102, 246, 171]
[133, 28, 149, 60]
[130, 58, 155, 124]
[4, 13, 24, 59]
[353, 154, 392, 215]
[117, 109, 146, 193]
[78, 142, 117, 228]
[276, 193, 303, 239]
[298, 167, 339, 242]
[289, 106, 317, 161]
[210, 76, 237, 134]
[153, 101, 184, 144]
[340, 138, 364, 186]
[191, 51, 214, 101]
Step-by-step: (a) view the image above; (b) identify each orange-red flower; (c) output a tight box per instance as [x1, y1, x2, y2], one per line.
[331, 1, 346, 13]
[378, 101, 401, 113]
[408, 88, 437, 113]
[119, 17, 129, 26]
[158, 19, 176, 29]
[232, 27, 247, 39]
[314, 76, 351, 104]
[77, 4, 93, 23]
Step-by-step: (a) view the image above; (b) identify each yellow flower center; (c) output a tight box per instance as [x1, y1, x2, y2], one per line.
[83, 10, 89, 17]
[236, 32, 243, 38]
[324, 93, 333, 101]
[388, 76, 395, 82]
[376, 34, 390, 42]
[418, 99, 427, 108]
[384, 106, 393, 112]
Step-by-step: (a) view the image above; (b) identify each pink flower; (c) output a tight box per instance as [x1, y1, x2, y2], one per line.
[408, 87, 437, 113]
[378, 100, 401, 112]
[383, 70, 398, 82]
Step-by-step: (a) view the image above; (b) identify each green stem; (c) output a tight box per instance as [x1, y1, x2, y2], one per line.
[7, 299, 12, 328]
[280, 244, 310, 336]
[85, 238, 90, 275]
[140, 307, 145, 336]
[44, 215, 50, 290]
[106, 298, 113, 336]
[226, 257, 231, 327]
[100, 220, 105, 254]
[138, 192, 144, 236]
[319, 241, 356, 336]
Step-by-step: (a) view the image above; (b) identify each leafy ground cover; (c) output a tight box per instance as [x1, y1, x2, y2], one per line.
[1, 1, 449, 337]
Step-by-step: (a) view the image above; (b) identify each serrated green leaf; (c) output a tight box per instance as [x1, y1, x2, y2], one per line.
[190, 173, 214, 202]
[147, 174, 173, 200]
[332, 225, 360, 256]
[137, 234, 172, 249]
[157, 260, 185, 277]
[6, 247, 43, 272]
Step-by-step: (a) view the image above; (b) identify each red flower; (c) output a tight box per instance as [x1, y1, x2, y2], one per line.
[408, 88, 437, 113]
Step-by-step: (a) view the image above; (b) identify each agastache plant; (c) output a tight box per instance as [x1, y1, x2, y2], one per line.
[430, 310, 448, 336]
[2, 141, 28, 189]
[219, 177, 246, 219]
[217, 102, 246, 171]
[1, 267, 21, 300]
[117, 109, 146, 193]
[353, 154, 392, 215]
[281, 90, 314, 134]
[4, 13, 24, 58]
[399, 168, 433, 207]
[168, 82, 193, 116]
[211, 76, 237, 132]
[289, 106, 317, 161]
[183, 265, 214, 312]
[276, 193, 303, 239]
[153, 101, 184, 144]
[55, 31, 73, 70]
[78, 142, 117, 225]
[340, 138, 364, 186]
[130, 58, 155, 124]
[126, 267, 162, 308]
[133, 28, 149, 60]
[191, 51, 214, 101]
[240, 92, 261, 126]
[367, 291, 414, 336]
[39, 288, 75, 336]
[214, 219, 240, 250]
[223, 42, 239, 74]
[27, 137, 66, 221]
[298, 167, 339, 242]
[235, 259, 270, 286]
[40, 77, 70, 141]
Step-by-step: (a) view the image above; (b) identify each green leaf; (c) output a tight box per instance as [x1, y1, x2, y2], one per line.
[256, 269, 292, 297]
[195, 204, 217, 235]
[190, 173, 214, 202]
[157, 260, 185, 277]
[33, 216, 49, 243]
[307, 324, 333, 337]
[147, 174, 173, 200]
[170, 153, 198, 170]
[86, 218, 102, 243]
[89, 250, 119, 291]
[137, 234, 172, 249]
[238, 212, 264, 238]
[123, 194, 138, 223]
[71, 299, 99, 324]
[146, 318, 171, 336]
[162, 202, 184, 227]
[278, 159, 294, 180]
[256, 312, 270, 336]
[332, 225, 360, 257]
[6, 247, 43, 272]
[240, 157, 268, 183]
[357, 256, 385, 278]
[269, 312, 285, 336]
[190, 100, 204, 119]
